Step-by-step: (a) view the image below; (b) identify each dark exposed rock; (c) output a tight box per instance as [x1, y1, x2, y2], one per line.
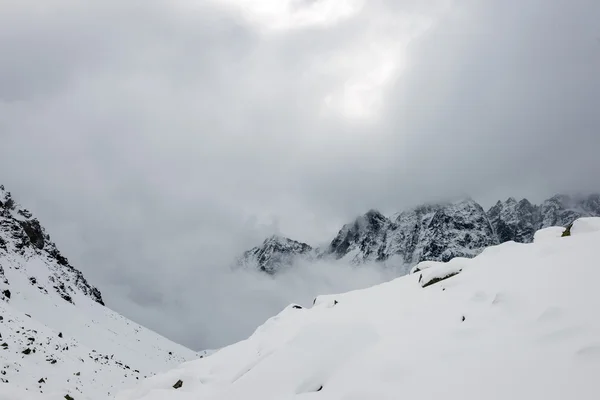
[18, 219, 45, 250]
[0, 185, 105, 306]
[173, 379, 183, 389]
[244, 193, 600, 274]
[489, 194, 600, 243]
[3, 290, 10, 299]
[421, 271, 461, 288]
[238, 235, 313, 274]
[64, 395, 75, 400]
[329, 209, 390, 262]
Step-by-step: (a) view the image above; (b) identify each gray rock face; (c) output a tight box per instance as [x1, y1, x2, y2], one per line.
[487, 198, 539, 243]
[243, 193, 600, 274]
[488, 194, 600, 243]
[0, 185, 104, 305]
[327, 199, 495, 267]
[539, 194, 600, 229]
[238, 235, 313, 274]
[328, 210, 390, 264]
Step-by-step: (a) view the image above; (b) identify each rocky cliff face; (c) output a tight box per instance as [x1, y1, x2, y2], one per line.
[0, 185, 104, 305]
[328, 199, 496, 267]
[238, 235, 313, 274]
[242, 193, 600, 274]
[487, 194, 600, 244]
[487, 197, 539, 243]
[539, 194, 600, 228]
[327, 210, 390, 264]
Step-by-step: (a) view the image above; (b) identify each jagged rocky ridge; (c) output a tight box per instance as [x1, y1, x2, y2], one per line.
[240, 194, 600, 274]
[0, 185, 104, 305]
[238, 235, 313, 274]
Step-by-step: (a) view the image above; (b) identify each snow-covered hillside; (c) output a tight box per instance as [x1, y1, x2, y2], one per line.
[117, 218, 600, 400]
[0, 186, 202, 399]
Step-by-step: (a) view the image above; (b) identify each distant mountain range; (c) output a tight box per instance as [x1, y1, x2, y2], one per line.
[238, 194, 600, 274]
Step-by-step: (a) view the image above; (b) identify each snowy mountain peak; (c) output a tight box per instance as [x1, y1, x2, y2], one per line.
[0, 186, 104, 305]
[238, 235, 313, 274]
[328, 209, 390, 264]
[488, 193, 600, 244]
[243, 193, 600, 275]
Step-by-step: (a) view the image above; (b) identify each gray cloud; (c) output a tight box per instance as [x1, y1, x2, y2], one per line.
[0, 0, 599, 349]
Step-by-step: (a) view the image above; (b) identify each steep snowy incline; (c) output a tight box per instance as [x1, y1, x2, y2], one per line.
[117, 218, 600, 400]
[0, 185, 103, 305]
[0, 186, 202, 399]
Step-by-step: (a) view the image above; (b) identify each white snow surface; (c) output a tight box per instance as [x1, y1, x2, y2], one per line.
[0, 257, 203, 399]
[117, 218, 600, 400]
[533, 226, 566, 243]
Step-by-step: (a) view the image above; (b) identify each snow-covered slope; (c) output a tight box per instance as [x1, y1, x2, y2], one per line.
[238, 235, 314, 274]
[0, 186, 202, 399]
[117, 218, 600, 400]
[0, 186, 103, 305]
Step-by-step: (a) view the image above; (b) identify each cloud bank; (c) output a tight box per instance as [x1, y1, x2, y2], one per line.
[0, 0, 598, 349]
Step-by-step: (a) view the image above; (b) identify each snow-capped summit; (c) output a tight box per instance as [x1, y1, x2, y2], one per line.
[242, 193, 600, 274]
[487, 193, 600, 244]
[539, 194, 600, 228]
[238, 235, 313, 274]
[326, 199, 495, 268]
[395, 198, 496, 264]
[487, 197, 539, 243]
[327, 209, 391, 264]
[0, 185, 103, 305]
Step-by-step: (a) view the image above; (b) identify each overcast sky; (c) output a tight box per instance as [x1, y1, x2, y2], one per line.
[1, 0, 599, 350]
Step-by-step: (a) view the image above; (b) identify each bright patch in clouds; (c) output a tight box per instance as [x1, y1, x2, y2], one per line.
[211, 0, 435, 121]
[213, 0, 365, 31]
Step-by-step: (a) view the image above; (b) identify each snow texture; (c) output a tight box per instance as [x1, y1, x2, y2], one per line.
[0, 185, 202, 399]
[116, 217, 600, 400]
[0, 185, 103, 305]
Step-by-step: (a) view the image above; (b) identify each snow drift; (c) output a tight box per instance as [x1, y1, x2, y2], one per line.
[116, 218, 600, 400]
